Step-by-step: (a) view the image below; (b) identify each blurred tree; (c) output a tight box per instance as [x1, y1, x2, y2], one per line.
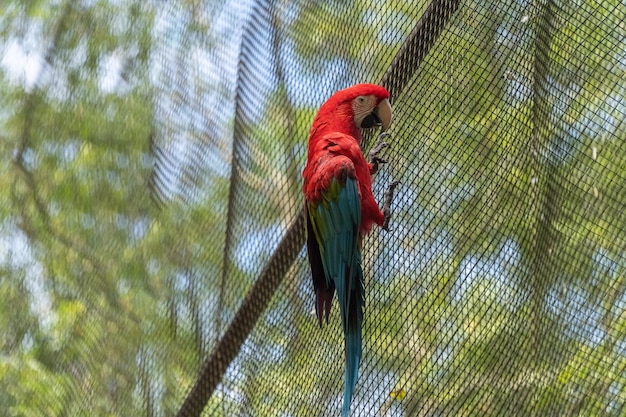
[1, 0, 625, 416]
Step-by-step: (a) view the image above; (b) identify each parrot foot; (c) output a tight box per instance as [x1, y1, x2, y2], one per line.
[382, 180, 400, 231]
[368, 132, 391, 175]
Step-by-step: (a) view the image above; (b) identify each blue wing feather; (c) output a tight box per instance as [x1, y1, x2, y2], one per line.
[308, 174, 363, 417]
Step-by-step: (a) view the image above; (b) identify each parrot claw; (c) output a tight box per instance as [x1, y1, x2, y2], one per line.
[368, 132, 391, 175]
[382, 180, 399, 231]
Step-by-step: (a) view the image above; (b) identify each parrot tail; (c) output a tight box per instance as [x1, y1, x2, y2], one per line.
[342, 317, 362, 417]
[342, 265, 364, 417]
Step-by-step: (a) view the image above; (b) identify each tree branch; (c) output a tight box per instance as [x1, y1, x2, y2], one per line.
[381, 0, 461, 104]
[175, 214, 305, 417]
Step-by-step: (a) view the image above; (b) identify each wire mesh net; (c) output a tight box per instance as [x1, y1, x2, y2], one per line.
[1, 0, 625, 416]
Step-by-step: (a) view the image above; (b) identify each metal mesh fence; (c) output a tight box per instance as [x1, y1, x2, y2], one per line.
[1, 0, 625, 416]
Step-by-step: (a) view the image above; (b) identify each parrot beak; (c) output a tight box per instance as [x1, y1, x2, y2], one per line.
[374, 98, 392, 132]
[356, 97, 393, 131]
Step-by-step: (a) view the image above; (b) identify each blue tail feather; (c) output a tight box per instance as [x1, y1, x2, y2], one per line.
[342, 313, 362, 417]
[341, 260, 364, 417]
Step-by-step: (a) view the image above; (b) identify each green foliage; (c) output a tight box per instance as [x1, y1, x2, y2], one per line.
[1, 0, 625, 416]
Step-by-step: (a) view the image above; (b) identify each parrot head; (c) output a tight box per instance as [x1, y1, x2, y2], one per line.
[310, 83, 392, 143]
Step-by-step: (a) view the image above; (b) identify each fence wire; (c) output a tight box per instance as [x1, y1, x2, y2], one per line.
[1, 0, 625, 416]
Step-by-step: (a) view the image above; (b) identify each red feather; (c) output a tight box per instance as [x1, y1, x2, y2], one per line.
[303, 84, 389, 234]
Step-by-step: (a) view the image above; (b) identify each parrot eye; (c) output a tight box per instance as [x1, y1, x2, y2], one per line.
[356, 96, 365, 104]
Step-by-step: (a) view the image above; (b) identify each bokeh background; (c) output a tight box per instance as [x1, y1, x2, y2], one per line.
[1, 0, 625, 416]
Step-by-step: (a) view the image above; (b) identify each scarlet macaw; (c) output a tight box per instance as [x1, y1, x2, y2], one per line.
[302, 84, 397, 416]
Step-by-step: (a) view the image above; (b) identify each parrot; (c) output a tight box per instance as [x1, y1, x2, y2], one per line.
[302, 83, 398, 416]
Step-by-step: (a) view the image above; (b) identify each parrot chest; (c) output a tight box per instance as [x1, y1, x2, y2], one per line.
[303, 132, 380, 233]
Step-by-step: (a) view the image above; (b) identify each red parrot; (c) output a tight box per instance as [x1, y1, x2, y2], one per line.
[302, 84, 397, 416]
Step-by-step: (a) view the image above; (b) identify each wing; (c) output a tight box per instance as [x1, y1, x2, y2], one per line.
[306, 203, 335, 327]
[306, 158, 361, 327]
